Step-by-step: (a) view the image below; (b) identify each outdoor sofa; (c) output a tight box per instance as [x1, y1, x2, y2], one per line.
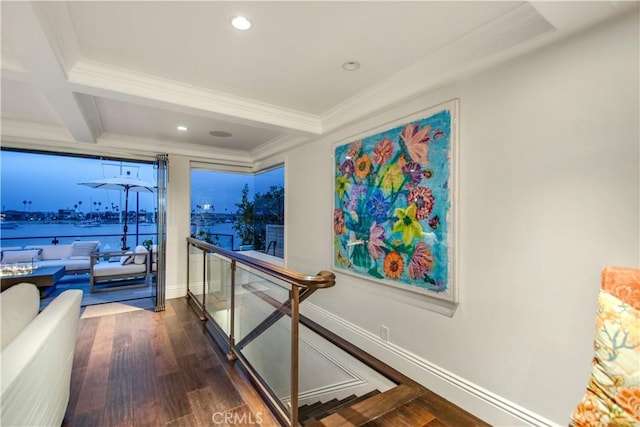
[0, 241, 100, 274]
[90, 245, 151, 293]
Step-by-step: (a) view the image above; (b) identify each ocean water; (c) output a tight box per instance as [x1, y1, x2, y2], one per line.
[1, 222, 238, 250]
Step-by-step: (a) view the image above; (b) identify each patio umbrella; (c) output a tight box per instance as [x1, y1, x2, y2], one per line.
[78, 174, 156, 250]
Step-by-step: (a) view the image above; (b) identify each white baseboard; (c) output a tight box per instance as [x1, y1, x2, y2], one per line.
[301, 303, 560, 427]
[165, 282, 186, 300]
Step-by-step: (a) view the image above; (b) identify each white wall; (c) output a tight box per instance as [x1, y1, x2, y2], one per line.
[281, 13, 639, 426]
[165, 155, 191, 299]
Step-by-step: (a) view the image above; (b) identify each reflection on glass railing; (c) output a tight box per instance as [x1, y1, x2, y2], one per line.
[204, 253, 233, 335]
[233, 264, 290, 344]
[188, 244, 205, 305]
[234, 270, 292, 401]
[242, 316, 292, 398]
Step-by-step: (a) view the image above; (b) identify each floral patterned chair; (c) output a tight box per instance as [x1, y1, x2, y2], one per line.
[570, 266, 640, 426]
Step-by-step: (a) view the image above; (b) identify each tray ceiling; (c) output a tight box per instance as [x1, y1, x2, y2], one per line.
[1, 1, 635, 160]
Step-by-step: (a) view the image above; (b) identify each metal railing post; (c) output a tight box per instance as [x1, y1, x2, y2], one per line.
[200, 248, 206, 321]
[290, 286, 300, 426]
[186, 241, 190, 297]
[228, 259, 237, 361]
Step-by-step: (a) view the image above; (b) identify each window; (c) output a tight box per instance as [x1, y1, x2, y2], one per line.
[190, 166, 284, 258]
[0, 149, 156, 250]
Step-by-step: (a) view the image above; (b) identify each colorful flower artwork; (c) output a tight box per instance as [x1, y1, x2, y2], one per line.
[333, 103, 457, 301]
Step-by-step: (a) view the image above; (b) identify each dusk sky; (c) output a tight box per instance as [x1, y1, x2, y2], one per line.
[191, 167, 283, 213]
[1, 150, 283, 214]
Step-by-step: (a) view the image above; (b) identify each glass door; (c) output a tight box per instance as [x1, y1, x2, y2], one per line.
[154, 154, 168, 311]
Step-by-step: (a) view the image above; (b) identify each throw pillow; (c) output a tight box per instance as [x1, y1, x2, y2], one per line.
[133, 245, 148, 265]
[571, 291, 640, 426]
[1, 249, 42, 264]
[120, 251, 134, 265]
[151, 244, 158, 263]
[71, 241, 99, 257]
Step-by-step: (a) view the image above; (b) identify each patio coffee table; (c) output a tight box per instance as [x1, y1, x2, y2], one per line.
[0, 266, 66, 298]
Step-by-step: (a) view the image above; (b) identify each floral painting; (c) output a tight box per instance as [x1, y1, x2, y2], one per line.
[333, 102, 457, 302]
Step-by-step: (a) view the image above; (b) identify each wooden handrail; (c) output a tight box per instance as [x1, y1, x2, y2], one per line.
[187, 237, 335, 290]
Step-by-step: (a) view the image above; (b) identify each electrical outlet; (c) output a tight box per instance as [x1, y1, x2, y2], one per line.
[380, 325, 389, 342]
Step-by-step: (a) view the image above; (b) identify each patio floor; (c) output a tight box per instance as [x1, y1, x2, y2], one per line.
[39, 272, 155, 311]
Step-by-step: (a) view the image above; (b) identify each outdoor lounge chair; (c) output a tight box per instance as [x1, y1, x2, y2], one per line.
[89, 246, 150, 293]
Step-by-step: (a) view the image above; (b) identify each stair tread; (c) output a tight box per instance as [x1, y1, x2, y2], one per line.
[300, 390, 382, 425]
[300, 397, 344, 422]
[299, 401, 326, 418]
[362, 400, 436, 427]
[308, 384, 420, 427]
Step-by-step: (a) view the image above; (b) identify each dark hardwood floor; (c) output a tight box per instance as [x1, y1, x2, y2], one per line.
[64, 297, 488, 426]
[64, 297, 279, 426]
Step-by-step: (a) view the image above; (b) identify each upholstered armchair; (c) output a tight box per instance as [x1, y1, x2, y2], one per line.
[570, 266, 640, 426]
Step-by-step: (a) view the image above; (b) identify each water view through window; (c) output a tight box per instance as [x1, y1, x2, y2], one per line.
[0, 150, 285, 259]
[190, 166, 284, 257]
[0, 150, 157, 251]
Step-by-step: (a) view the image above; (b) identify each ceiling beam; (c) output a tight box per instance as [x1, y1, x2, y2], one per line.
[1, 2, 101, 143]
[67, 59, 322, 136]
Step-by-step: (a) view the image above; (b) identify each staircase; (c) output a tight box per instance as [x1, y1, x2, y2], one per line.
[299, 390, 381, 425]
[299, 384, 488, 426]
[187, 239, 489, 426]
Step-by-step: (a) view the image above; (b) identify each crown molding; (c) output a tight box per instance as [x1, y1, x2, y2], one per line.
[0, 119, 252, 166]
[320, 3, 555, 134]
[1, 119, 74, 144]
[1, 57, 29, 82]
[98, 132, 252, 166]
[68, 59, 322, 136]
[250, 134, 311, 163]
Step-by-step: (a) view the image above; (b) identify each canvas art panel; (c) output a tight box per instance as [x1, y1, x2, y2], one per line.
[333, 99, 458, 303]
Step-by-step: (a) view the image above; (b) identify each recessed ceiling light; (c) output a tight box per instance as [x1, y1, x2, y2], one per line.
[231, 16, 252, 31]
[177, 125, 188, 131]
[210, 131, 232, 137]
[342, 61, 360, 71]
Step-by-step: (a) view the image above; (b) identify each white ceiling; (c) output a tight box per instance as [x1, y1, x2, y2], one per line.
[1, 1, 636, 161]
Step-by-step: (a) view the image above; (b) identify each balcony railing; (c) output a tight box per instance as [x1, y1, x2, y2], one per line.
[1, 231, 156, 250]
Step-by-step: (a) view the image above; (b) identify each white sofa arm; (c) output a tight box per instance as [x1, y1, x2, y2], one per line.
[1, 289, 82, 426]
[0, 283, 40, 350]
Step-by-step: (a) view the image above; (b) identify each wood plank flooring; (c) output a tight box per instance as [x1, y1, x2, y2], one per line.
[64, 297, 488, 426]
[63, 297, 279, 426]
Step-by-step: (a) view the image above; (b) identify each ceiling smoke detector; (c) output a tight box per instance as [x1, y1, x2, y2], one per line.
[209, 131, 232, 137]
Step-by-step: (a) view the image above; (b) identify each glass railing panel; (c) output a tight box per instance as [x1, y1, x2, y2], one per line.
[186, 237, 342, 425]
[233, 266, 292, 399]
[233, 264, 290, 343]
[204, 252, 233, 335]
[188, 243, 205, 306]
[240, 315, 292, 400]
